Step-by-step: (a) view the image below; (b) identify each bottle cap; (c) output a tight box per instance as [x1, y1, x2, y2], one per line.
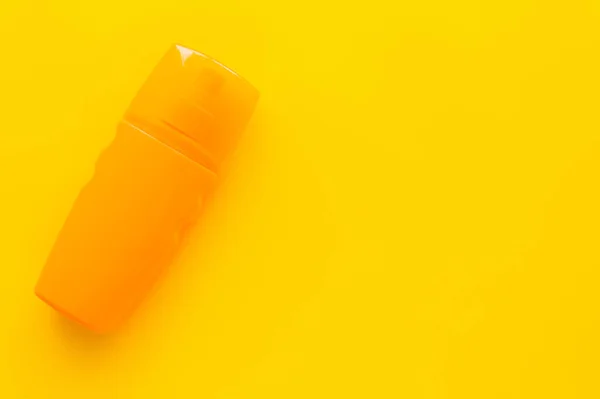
[126, 45, 259, 169]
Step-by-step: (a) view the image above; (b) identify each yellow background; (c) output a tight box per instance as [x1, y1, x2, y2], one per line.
[1, 0, 600, 397]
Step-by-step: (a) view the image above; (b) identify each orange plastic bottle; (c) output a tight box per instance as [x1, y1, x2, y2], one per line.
[35, 45, 259, 333]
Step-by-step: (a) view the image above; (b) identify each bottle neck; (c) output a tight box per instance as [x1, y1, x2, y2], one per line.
[122, 116, 218, 172]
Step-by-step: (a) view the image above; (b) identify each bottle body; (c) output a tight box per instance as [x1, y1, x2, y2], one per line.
[36, 122, 216, 332]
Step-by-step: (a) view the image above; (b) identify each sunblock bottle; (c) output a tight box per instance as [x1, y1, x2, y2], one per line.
[35, 45, 259, 332]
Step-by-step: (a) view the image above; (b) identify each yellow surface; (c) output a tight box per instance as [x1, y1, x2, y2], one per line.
[1, 0, 600, 397]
